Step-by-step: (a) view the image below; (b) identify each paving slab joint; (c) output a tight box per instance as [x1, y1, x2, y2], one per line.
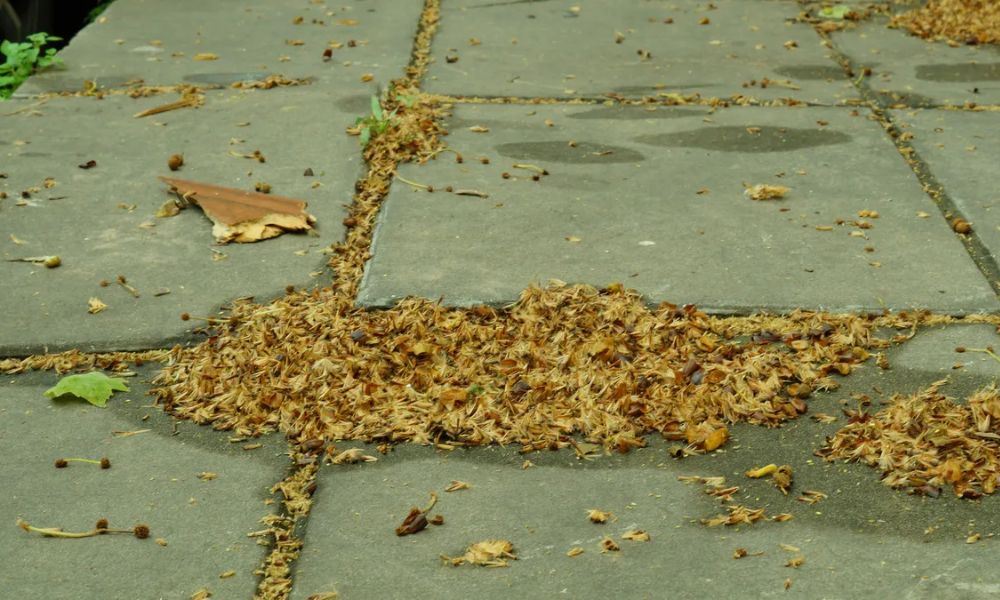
[812, 14, 1000, 302]
[253, 449, 319, 600]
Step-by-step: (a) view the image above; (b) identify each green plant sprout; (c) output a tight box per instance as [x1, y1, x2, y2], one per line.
[355, 94, 398, 146]
[0, 32, 62, 99]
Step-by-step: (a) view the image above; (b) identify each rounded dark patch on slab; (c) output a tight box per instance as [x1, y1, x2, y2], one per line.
[635, 126, 850, 153]
[495, 141, 645, 163]
[915, 63, 1000, 82]
[568, 106, 705, 120]
[334, 94, 374, 113]
[183, 72, 271, 85]
[773, 65, 847, 80]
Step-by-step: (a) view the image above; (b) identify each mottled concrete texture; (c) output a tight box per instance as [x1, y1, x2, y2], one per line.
[426, 0, 859, 104]
[1, 370, 287, 600]
[360, 103, 997, 313]
[0, 87, 362, 356]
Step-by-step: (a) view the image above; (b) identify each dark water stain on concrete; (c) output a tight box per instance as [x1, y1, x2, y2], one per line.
[183, 72, 270, 85]
[568, 106, 705, 120]
[774, 65, 847, 80]
[495, 141, 645, 163]
[915, 63, 1000, 82]
[877, 90, 938, 108]
[335, 94, 373, 114]
[19, 74, 138, 93]
[635, 125, 851, 153]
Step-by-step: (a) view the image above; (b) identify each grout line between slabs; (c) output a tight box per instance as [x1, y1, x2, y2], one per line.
[813, 26, 1000, 303]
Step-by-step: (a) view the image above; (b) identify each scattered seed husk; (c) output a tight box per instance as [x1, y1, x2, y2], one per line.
[329, 448, 377, 465]
[701, 504, 768, 527]
[622, 529, 650, 542]
[442, 539, 516, 567]
[587, 509, 614, 524]
[444, 480, 469, 492]
[745, 184, 789, 201]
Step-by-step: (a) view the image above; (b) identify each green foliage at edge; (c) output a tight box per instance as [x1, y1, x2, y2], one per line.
[0, 32, 62, 100]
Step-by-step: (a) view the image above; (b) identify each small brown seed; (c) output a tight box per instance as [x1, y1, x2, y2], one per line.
[167, 154, 184, 171]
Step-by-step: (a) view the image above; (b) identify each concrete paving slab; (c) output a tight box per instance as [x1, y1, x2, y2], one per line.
[1, 368, 288, 600]
[0, 86, 364, 356]
[890, 108, 1000, 270]
[15, 0, 423, 96]
[425, 0, 857, 104]
[831, 18, 1000, 107]
[359, 103, 998, 313]
[293, 324, 1000, 599]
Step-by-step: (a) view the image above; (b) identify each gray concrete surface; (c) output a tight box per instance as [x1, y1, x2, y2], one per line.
[360, 103, 997, 313]
[15, 0, 423, 96]
[426, 0, 859, 104]
[832, 17, 1000, 107]
[0, 86, 365, 356]
[294, 324, 1000, 600]
[2, 368, 288, 600]
[5, 0, 1000, 598]
[889, 108, 1000, 264]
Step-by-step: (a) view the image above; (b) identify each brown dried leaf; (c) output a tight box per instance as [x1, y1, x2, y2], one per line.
[622, 529, 650, 542]
[394, 508, 428, 536]
[159, 176, 316, 244]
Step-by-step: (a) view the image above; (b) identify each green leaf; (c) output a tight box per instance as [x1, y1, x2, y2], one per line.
[359, 127, 371, 146]
[44, 372, 129, 408]
[370, 95, 383, 121]
[819, 5, 851, 19]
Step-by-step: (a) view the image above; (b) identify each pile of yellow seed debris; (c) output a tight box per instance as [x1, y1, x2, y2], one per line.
[821, 380, 1000, 498]
[891, 0, 1000, 45]
[149, 280, 940, 453]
